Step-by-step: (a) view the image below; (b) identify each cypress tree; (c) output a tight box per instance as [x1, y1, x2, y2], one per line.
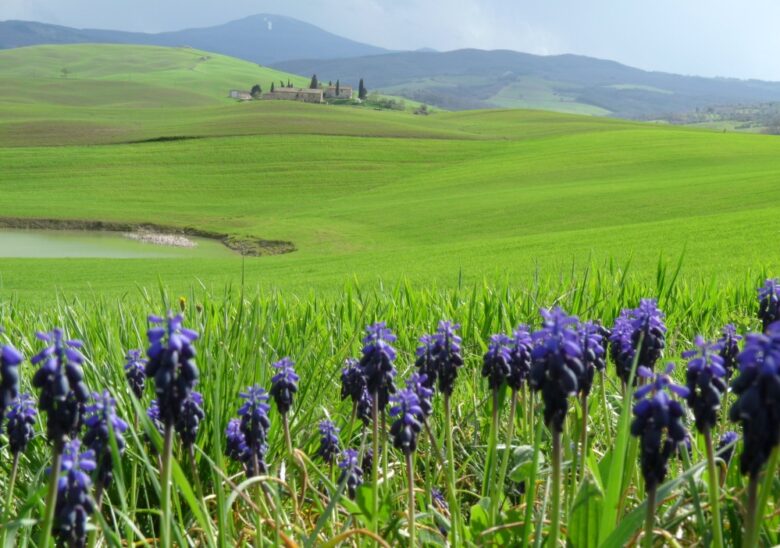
[271, 82, 275, 92]
[309, 74, 318, 89]
[359, 79, 367, 100]
[336, 79, 340, 96]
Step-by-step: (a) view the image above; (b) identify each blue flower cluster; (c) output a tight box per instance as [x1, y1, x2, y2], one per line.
[609, 299, 666, 385]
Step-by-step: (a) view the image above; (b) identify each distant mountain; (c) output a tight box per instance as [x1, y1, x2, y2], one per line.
[273, 49, 780, 118]
[0, 15, 388, 65]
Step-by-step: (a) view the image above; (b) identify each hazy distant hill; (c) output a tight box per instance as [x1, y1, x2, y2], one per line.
[0, 15, 388, 65]
[274, 49, 780, 117]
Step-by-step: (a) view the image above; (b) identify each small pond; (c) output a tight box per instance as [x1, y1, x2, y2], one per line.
[0, 229, 236, 259]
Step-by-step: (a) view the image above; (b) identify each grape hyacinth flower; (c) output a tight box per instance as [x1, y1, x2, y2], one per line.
[144, 313, 199, 428]
[317, 420, 340, 464]
[728, 322, 780, 546]
[415, 334, 439, 390]
[577, 322, 606, 397]
[390, 387, 423, 546]
[176, 391, 205, 448]
[507, 325, 533, 392]
[717, 324, 742, 380]
[482, 334, 512, 390]
[631, 363, 688, 548]
[83, 391, 128, 495]
[431, 487, 450, 537]
[356, 388, 373, 426]
[718, 431, 739, 465]
[6, 393, 37, 455]
[269, 357, 298, 416]
[146, 400, 165, 435]
[757, 278, 780, 332]
[338, 449, 363, 499]
[389, 388, 423, 454]
[124, 349, 146, 399]
[53, 440, 96, 548]
[0, 343, 23, 423]
[434, 321, 463, 397]
[238, 385, 272, 476]
[684, 336, 728, 432]
[32, 329, 89, 443]
[359, 322, 397, 411]
[530, 308, 584, 433]
[143, 312, 199, 548]
[610, 300, 667, 386]
[407, 372, 434, 418]
[340, 358, 365, 403]
[529, 307, 583, 546]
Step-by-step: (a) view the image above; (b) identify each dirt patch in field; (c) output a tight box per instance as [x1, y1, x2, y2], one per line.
[0, 217, 295, 257]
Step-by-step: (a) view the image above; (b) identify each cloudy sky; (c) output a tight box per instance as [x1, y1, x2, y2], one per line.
[3, 0, 779, 80]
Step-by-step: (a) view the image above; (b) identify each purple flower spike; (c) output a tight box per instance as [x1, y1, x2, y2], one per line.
[84, 390, 128, 488]
[434, 321, 464, 396]
[1, 343, 23, 422]
[54, 439, 96, 547]
[529, 307, 584, 433]
[610, 300, 667, 385]
[407, 372, 434, 417]
[758, 279, 780, 332]
[341, 358, 366, 402]
[31, 329, 89, 442]
[269, 357, 298, 415]
[124, 349, 146, 399]
[482, 334, 512, 391]
[717, 325, 742, 379]
[415, 334, 440, 390]
[359, 322, 398, 411]
[718, 431, 739, 464]
[236, 385, 271, 476]
[631, 362, 688, 489]
[317, 420, 340, 464]
[144, 312, 199, 430]
[5, 393, 37, 454]
[176, 391, 205, 448]
[577, 321, 606, 397]
[729, 322, 780, 476]
[338, 449, 363, 498]
[389, 388, 423, 454]
[683, 336, 727, 432]
[507, 325, 533, 391]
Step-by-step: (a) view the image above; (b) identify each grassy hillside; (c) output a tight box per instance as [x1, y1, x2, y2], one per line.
[2, 44, 780, 298]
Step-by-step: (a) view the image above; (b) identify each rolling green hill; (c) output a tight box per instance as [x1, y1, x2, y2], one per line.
[1, 44, 780, 299]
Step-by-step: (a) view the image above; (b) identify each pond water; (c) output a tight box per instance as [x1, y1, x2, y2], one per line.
[0, 229, 236, 258]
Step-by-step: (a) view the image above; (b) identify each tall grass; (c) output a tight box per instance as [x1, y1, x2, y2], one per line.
[0, 263, 777, 546]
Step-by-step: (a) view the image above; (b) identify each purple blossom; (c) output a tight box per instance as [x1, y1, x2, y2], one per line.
[317, 420, 340, 464]
[729, 323, 780, 476]
[717, 324, 742, 379]
[507, 325, 533, 391]
[338, 449, 363, 498]
[340, 358, 366, 402]
[415, 334, 439, 390]
[631, 363, 689, 489]
[758, 278, 780, 332]
[176, 391, 204, 448]
[124, 349, 146, 399]
[31, 329, 89, 442]
[389, 388, 423, 454]
[144, 313, 199, 429]
[5, 393, 37, 454]
[53, 439, 96, 547]
[683, 336, 727, 432]
[482, 334, 512, 390]
[718, 431, 739, 464]
[433, 321, 463, 396]
[269, 357, 298, 415]
[529, 308, 584, 433]
[577, 321, 606, 396]
[237, 385, 272, 475]
[610, 300, 666, 385]
[83, 390, 128, 488]
[0, 343, 23, 422]
[406, 372, 434, 417]
[359, 322, 397, 411]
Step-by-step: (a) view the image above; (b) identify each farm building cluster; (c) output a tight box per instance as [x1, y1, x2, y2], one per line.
[229, 76, 362, 104]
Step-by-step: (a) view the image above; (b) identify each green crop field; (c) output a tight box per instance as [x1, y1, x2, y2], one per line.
[0, 47, 779, 298]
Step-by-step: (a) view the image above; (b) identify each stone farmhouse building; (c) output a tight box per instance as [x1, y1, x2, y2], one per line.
[229, 90, 253, 100]
[263, 87, 324, 103]
[324, 85, 353, 99]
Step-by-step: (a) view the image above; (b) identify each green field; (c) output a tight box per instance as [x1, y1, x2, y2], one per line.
[1, 44, 780, 300]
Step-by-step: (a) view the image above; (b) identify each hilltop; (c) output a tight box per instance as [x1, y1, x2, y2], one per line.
[0, 15, 388, 65]
[273, 49, 780, 118]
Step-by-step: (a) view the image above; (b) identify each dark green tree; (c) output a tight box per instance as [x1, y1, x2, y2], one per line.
[309, 75, 318, 89]
[271, 82, 275, 92]
[250, 84, 262, 98]
[358, 79, 367, 100]
[336, 80, 340, 96]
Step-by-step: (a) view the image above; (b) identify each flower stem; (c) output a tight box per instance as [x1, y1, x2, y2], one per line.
[550, 430, 562, 548]
[444, 394, 460, 546]
[160, 424, 174, 548]
[703, 428, 724, 548]
[371, 394, 380, 538]
[0, 452, 20, 548]
[38, 438, 64, 548]
[599, 371, 612, 441]
[753, 443, 780, 547]
[579, 393, 588, 482]
[492, 389, 518, 523]
[643, 485, 656, 548]
[485, 389, 500, 503]
[744, 472, 759, 547]
[406, 452, 416, 547]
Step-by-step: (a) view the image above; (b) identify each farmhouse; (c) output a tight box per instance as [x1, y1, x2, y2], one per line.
[324, 85, 353, 99]
[229, 90, 253, 100]
[263, 87, 324, 103]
